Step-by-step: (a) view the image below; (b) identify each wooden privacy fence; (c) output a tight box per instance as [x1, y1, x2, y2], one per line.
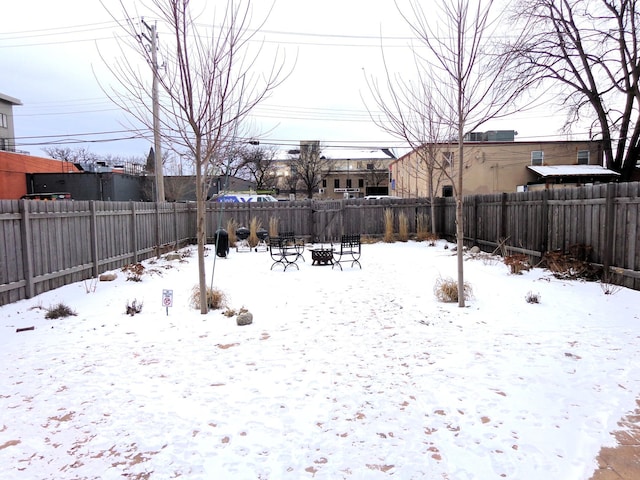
[436, 182, 640, 290]
[0, 200, 195, 305]
[0, 183, 639, 305]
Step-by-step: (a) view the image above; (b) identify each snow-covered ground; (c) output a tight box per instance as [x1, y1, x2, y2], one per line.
[1, 240, 639, 479]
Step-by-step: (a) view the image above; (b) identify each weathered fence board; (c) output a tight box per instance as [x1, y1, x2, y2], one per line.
[1, 182, 639, 305]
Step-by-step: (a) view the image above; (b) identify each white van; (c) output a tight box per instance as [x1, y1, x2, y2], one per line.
[363, 195, 401, 200]
[215, 194, 278, 203]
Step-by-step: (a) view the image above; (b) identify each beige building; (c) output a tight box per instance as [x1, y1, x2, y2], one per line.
[389, 131, 613, 197]
[275, 143, 396, 199]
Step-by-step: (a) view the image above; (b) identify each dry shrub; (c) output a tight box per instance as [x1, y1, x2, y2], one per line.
[398, 212, 409, 242]
[383, 208, 395, 243]
[504, 254, 531, 275]
[416, 213, 430, 241]
[269, 217, 279, 238]
[600, 269, 623, 295]
[542, 245, 601, 280]
[45, 303, 77, 319]
[525, 291, 541, 304]
[122, 263, 145, 282]
[248, 217, 262, 248]
[425, 232, 438, 247]
[226, 218, 238, 247]
[126, 299, 143, 316]
[433, 276, 473, 303]
[190, 285, 228, 310]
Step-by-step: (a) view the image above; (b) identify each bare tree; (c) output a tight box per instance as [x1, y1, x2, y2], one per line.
[105, 0, 287, 313]
[279, 157, 300, 197]
[509, 0, 640, 181]
[291, 141, 331, 199]
[364, 159, 394, 195]
[241, 145, 279, 191]
[382, 0, 532, 307]
[43, 147, 100, 164]
[215, 142, 253, 180]
[366, 68, 454, 233]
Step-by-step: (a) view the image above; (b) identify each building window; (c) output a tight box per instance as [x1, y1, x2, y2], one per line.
[358, 178, 364, 188]
[322, 179, 327, 188]
[346, 178, 352, 189]
[531, 150, 544, 166]
[0, 113, 7, 128]
[577, 150, 589, 165]
[334, 178, 340, 189]
[442, 185, 453, 197]
[443, 151, 454, 168]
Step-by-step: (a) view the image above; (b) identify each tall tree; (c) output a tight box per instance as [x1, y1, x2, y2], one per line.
[510, 0, 640, 180]
[385, 0, 532, 306]
[241, 145, 279, 191]
[105, 0, 287, 313]
[366, 69, 454, 233]
[43, 147, 100, 164]
[291, 141, 331, 199]
[364, 159, 395, 195]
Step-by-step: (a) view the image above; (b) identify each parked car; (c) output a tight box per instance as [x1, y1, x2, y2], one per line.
[363, 195, 401, 200]
[21, 192, 72, 200]
[214, 194, 278, 203]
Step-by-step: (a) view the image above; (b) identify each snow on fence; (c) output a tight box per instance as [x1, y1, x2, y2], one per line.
[0, 183, 638, 305]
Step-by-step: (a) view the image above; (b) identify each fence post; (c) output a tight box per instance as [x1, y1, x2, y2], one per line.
[155, 201, 161, 258]
[130, 201, 138, 264]
[19, 200, 34, 299]
[500, 192, 508, 240]
[89, 201, 99, 278]
[473, 195, 479, 246]
[173, 202, 179, 247]
[603, 182, 616, 271]
[434, 197, 441, 235]
[309, 199, 316, 242]
[541, 189, 549, 255]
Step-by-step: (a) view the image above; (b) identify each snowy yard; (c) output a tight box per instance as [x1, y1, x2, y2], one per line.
[1, 240, 639, 479]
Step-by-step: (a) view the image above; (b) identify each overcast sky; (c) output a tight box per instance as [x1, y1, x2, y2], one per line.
[2, 0, 584, 160]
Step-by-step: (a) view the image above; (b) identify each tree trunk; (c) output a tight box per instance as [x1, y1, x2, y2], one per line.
[195, 152, 208, 314]
[456, 126, 465, 308]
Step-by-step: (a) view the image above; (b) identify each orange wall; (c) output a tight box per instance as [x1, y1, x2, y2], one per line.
[0, 151, 80, 199]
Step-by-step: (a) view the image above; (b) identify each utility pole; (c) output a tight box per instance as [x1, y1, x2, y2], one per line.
[141, 18, 164, 202]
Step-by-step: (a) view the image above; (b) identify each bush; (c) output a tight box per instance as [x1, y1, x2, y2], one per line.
[525, 291, 541, 304]
[226, 218, 238, 247]
[383, 209, 395, 243]
[190, 285, 227, 310]
[416, 213, 431, 242]
[433, 276, 473, 303]
[504, 254, 531, 275]
[126, 299, 143, 316]
[248, 217, 262, 248]
[122, 263, 145, 282]
[425, 232, 438, 247]
[600, 269, 623, 295]
[45, 303, 77, 319]
[398, 212, 409, 242]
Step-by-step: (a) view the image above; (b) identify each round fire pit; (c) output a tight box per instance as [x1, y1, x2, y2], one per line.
[311, 248, 334, 266]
